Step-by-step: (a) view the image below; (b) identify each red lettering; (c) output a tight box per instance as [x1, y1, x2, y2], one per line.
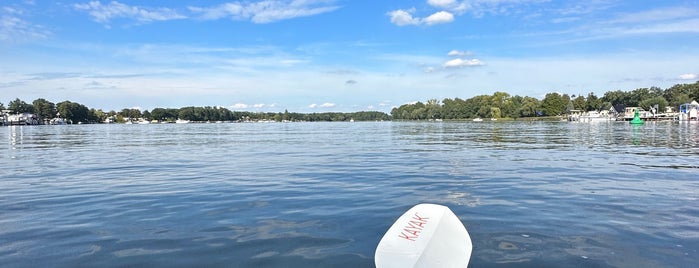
[397, 211, 431, 242]
[406, 221, 421, 230]
[413, 212, 429, 222]
[410, 220, 426, 228]
[404, 228, 420, 237]
[399, 232, 417, 241]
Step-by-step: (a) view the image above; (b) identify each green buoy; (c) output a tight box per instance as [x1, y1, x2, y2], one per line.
[630, 109, 644, 125]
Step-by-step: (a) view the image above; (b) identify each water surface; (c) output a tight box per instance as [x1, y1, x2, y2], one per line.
[1, 121, 697, 267]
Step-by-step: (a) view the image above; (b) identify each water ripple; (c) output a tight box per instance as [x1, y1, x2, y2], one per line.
[1, 122, 697, 267]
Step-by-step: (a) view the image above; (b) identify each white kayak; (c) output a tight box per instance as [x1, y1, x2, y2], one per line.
[375, 203, 473, 268]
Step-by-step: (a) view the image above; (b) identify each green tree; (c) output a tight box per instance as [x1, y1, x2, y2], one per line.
[602, 90, 632, 107]
[8, 98, 34, 113]
[519, 96, 540, 117]
[572, 95, 586, 111]
[540, 93, 566, 116]
[32, 98, 56, 120]
[586, 92, 601, 111]
[664, 81, 699, 108]
[57, 101, 91, 123]
[120, 108, 142, 119]
[142, 110, 151, 120]
[639, 96, 669, 113]
[490, 107, 501, 118]
[425, 99, 442, 119]
[91, 109, 107, 123]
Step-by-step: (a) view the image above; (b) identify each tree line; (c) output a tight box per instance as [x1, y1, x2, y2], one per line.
[3, 81, 697, 123]
[391, 81, 699, 120]
[0, 99, 389, 124]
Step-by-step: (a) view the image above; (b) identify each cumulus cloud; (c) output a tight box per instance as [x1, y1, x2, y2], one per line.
[390, 0, 552, 26]
[679, 73, 698, 80]
[189, 0, 341, 24]
[423, 11, 454, 25]
[387, 8, 454, 26]
[345, 79, 357, 85]
[309, 102, 336, 108]
[74, 1, 186, 24]
[387, 8, 420, 26]
[231, 103, 248, 109]
[230, 103, 269, 109]
[443, 58, 484, 68]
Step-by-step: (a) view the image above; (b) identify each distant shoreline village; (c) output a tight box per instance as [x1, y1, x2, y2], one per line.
[2, 100, 697, 126]
[2, 81, 698, 126]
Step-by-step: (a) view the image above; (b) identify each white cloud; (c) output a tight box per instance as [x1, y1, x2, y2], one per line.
[189, 0, 341, 24]
[387, 8, 420, 26]
[308, 102, 336, 108]
[679, 73, 698, 80]
[0, 9, 50, 43]
[231, 103, 248, 109]
[74, 1, 186, 24]
[423, 11, 454, 25]
[428, 0, 456, 8]
[230, 103, 272, 110]
[73, 1, 340, 26]
[447, 50, 472, 57]
[443, 58, 484, 68]
[427, 0, 468, 14]
[387, 8, 454, 26]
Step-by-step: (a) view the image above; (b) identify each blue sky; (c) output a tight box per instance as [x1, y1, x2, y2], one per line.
[1, 0, 698, 112]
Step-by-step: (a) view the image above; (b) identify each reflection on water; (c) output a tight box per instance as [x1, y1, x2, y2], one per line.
[0, 122, 697, 267]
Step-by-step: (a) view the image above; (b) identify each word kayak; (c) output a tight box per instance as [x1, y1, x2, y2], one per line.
[375, 204, 473, 268]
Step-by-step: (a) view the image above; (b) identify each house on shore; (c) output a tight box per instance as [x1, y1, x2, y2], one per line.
[679, 100, 699, 121]
[0, 110, 9, 126]
[6, 112, 40, 125]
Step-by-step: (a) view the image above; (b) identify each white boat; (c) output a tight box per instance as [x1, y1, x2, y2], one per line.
[175, 119, 191, 124]
[569, 110, 613, 122]
[472, 118, 483, 122]
[49, 118, 67, 125]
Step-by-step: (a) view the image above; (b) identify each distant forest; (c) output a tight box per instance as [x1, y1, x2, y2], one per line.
[2, 81, 697, 123]
[391, 81, 699, 120]
[0, 99, 389, 123]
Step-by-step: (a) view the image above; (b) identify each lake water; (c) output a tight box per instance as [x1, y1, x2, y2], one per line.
[1, 121, 697, 267]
